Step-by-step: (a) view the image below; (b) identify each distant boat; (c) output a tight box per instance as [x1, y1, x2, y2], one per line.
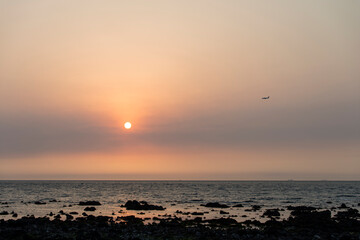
[262, 96, 270, 100]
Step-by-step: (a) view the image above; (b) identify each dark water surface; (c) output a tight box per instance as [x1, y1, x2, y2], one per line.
[1, 181, 359, 222]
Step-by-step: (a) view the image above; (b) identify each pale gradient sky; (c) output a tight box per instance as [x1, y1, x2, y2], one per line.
[0, 0, 359, 180]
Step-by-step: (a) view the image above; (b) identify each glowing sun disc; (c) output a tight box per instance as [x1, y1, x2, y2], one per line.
[124, 122, 132, 129]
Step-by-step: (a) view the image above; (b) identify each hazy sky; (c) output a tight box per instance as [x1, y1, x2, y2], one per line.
[0, 0, 359, 180]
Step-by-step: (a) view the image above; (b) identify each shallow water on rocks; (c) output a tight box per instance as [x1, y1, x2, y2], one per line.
[0, 181, 359, 223]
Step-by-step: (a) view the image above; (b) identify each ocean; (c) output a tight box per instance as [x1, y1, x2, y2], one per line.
[1, 181, 359, 222]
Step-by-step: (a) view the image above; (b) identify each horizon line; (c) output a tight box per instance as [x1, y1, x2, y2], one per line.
[1, 179, 359, 181]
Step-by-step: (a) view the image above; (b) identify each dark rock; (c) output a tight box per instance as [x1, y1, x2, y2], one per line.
[84, 207, 96, 211]
[82, 212, 88, 216]
[0, 211, 9, 215]
[290, 210, 331, 225]
[206, 217, 237, 225]
[12, 213, 18, 218]
[252, 205, 261, 211]
[220, 210, 229, 214]
[66, 214, 74, 220]
[69, 211, 78, 215]
[243, 219, 262, 226]
[263, 209, 280, 217]
[287, 205, 316, 211]
[201, 202, 230, 208]
[191, 212, 204, 215]
[123, 200, 165, 210]
[338, 203, 348, 209]
[119, 215, 144, 224]
[49, 199, 58, 202]
[335, 208, 360, 219]
[34, 201, 46, 205]
[233, 204, 243, 207]
[79, 201, 101, 206]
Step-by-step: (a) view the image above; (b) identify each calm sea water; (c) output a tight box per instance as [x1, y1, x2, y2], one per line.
[1, 181, 359, 222]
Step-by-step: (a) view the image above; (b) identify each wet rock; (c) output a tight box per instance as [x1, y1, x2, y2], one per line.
[243, 219, 262, 227]
[84, 207, 96, 211]
[287, 205, 316, 211]
[263, 209, 280, 217]
[220, 210, 229, 214]
[122, 200, 165, 210]
[335, 208, 360, 219]
[338, 203, 348, 209]
[251, 205, 261, 211]
[201, 202, 230, 208]
[79, 201, 101, 206]
[313, 234, 321, 240]
[0, 214, 359, 240]
[119, 215, 144, 224]
[191, 212, 204, 215]
[206, 217, 237, 225]
[290, 210, 331, 225]
[233, 204, 244, 207]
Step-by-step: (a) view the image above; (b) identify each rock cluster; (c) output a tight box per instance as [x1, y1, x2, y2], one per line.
[78, 201, 101, 206]
[122, 200, 165, 210]
[201, 202, 230, 208]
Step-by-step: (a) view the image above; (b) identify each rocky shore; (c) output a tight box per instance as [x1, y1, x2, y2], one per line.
[0, 203, 359, 240]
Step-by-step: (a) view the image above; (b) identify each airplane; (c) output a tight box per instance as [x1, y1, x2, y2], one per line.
[262, 96, 270, 100]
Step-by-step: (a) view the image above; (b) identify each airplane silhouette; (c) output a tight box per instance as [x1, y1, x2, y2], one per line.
[262, 96, 270, 100]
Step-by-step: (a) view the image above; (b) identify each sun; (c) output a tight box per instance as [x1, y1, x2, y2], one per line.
[124, 122, 132, 129]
